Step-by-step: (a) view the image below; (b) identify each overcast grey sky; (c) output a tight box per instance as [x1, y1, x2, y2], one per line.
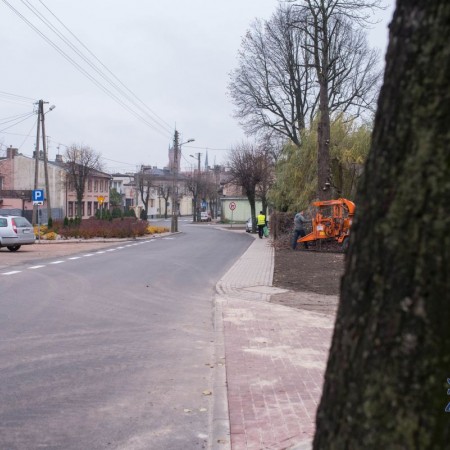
[0, 0, 395, 173]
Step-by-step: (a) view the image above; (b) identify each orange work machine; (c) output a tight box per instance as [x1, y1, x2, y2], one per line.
[298, 198, 355, 250]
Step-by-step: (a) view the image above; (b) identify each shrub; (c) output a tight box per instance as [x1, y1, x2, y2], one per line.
[147, 225, 169, 234]
[58, 217, 149, 239]
[270, 211, 294, 241]
[111, 207, 122, 219]
[34, 224, 48, 236]
[63, 216, 69, 227]
[47, 217, 53, 229]
[44, 231, 57, 240]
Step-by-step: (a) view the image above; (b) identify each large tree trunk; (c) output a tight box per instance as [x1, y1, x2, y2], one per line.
[317, 79, 331, 200]
[314, 1, 450, 449]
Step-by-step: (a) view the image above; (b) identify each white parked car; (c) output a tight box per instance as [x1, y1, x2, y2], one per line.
[200, 211, 211, 222]
[245, 217, 253, 232]
[0, 215, 35, 251]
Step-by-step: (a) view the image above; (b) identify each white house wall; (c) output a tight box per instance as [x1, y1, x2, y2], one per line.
[13, 156, 66, 211]
[221, 198, 262, 222]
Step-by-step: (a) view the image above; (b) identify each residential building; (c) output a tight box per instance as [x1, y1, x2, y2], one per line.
[111, 173, 136, 210]
[0, 146, 112, 220]
[0, 146, 66, 221]
[56, 159, 111, 219]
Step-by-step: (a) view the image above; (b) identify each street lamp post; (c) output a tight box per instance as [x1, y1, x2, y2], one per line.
[189, 153, 201, 222]
[41, 103, 55, 223]
[171, 136, 195, 233]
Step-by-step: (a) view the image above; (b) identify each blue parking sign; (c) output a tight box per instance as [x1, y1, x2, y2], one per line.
[32, 189, 44, 202]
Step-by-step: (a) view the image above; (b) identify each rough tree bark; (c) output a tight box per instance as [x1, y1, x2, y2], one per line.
[314, 1, 450, 448]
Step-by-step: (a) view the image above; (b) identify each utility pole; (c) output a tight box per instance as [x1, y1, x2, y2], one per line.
[170, 132, 195, 232]
[195, 152, 201, 172]
[40, 100, 52, 223]
[32, 99, 54, 224]
[189, 152, 201, 222]
[170, 130, 180, 233]
[32, 101, 41, 226]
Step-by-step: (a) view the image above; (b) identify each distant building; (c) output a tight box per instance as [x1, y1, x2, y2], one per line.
[0, 146, 66, 221]
[111, 173, 136, 210]
[0, 145, 112, 221]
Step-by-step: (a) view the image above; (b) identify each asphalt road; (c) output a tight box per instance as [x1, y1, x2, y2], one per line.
[0, 222, 252, 450]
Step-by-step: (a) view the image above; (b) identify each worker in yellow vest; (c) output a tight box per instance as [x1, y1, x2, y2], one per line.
[257, 211, 266, 239]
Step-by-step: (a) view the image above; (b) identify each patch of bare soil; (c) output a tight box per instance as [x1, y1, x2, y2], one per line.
[271, 244, 345, 314]
[273, 247, 344, 296]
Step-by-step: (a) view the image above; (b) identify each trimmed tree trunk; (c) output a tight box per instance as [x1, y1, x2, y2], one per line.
[314, 1, 450, 449]
[317, 79, 331, 200]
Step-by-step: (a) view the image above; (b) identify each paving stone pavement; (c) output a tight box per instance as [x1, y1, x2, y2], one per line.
[213, 235, 336, 450]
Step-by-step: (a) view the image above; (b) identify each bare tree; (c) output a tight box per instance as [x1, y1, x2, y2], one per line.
[64, 144, 102, 217]
[230, 2, 382, 200]
[229, 6, 315, 146]
[158, 184, 171, 219]
[314, 0, 449, 447]
[198, 170, 220, 218]
[135, 168, 154, 218]
[256, 136, 277, 215]
[227, 142, 268, 232]
[291, 0, 382, 199]
[184, 170, 203, 222]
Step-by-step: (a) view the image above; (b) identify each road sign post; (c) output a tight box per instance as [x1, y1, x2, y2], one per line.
[229, 202, 236, 228]
[32, 190, 44, 232]
[97, 196, 105, 219]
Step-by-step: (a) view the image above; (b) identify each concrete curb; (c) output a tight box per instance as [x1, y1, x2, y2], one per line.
[210, 297, 231, 450]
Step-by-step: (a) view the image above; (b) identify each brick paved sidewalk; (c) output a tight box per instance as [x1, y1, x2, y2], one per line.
[214, 237, 336, 450]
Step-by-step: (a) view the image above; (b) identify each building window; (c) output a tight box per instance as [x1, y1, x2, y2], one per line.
[68, 202, 74, 217]
[0, 176, 3, 190]
[87, 202, 92, 217]
[94, 180, 98, 192]
[88, 180, 92, 192]
[99, 180, 103, 191]
[81, 202, 85, 217]
[150, 199, 154, 208]
[94, 202, 98, 213]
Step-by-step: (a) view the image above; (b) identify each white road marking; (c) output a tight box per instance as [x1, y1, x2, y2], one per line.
[0, 238, 166, 277]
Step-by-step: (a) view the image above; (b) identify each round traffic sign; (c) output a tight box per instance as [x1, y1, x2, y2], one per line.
[229, 202, 236, 211]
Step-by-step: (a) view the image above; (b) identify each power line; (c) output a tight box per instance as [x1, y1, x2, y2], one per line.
[0, 91, 36, 103]
[0, 111, 36, 125]
[1, 0, 173, 140]
[21, 0, 173, 136]
[0, 111, 36, 133]
[36, 0, 173, 133]
[17, 118, 38, 150]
